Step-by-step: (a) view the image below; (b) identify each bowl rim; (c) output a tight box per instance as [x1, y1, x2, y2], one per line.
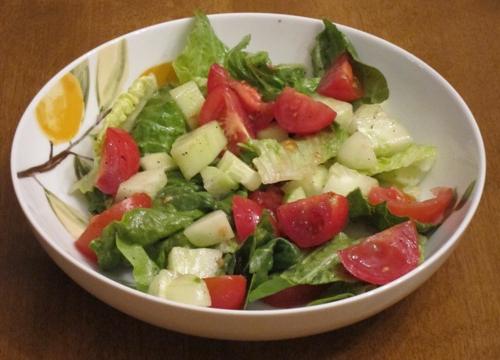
[10, 12, 487, 317]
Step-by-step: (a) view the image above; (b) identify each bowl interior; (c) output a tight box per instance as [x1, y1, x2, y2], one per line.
[11, 13, 485, 320]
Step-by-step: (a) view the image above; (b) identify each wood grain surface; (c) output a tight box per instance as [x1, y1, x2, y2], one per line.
[1, 0, 499, 358]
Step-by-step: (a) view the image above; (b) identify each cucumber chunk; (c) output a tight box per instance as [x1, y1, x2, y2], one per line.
[322, 163, 378, 196]
[337, 131, 377, 170]
[257, 124, 289, 141]
[169, 80, 205, 129]
[353, 104, 413, 156]
[115, 168, 167, 201]
[183, 210, 235, 247]
[148, 270, 211, 307]
[217, 151, 261, 191]
[312, 94, 354, 133]
[140, 152, 177, 171]
[171, 121, 227, 179]
[200, 166, 238, 197]
[167, 247, 223, 278]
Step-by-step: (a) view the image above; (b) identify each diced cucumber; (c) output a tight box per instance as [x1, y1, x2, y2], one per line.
[140, 152, 177, 171]
[171, 121, 227, 179]
[298, 165, 329, 196]
[352, 104, 413, 156]
[115, 168, 167, 201]
[169, 80, 205, 129]
[167, 247, 223, 278]
[337, 131, 377, 170]
[312, 94, 354, 133]
[257, 124, 289, 141]
[217, 151, 261, 191]
[200, 166, 238, 197]
[148, 270, 211, 307]
[284, 185, 307, 203]
[322, 163, 378, 196]
[183, 210, 235, 247]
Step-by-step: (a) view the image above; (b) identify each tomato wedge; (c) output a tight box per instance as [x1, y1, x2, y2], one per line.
[75, 193, 152, 261]
[338, 221, 420, 285]
[204, 275, 247, 310]
[199, 85, 255, 153]
[369, 186, 454, 224]
[232, 195, 263, 243]
[96, 127, 140, 195]
[317, 53, 364, 102]
[277, 192, 349, 248]
[207, 63, 230, 92]
[274, 87, 336, 135]
[262, 284, 327, 308]
[249, 186, 284, 214]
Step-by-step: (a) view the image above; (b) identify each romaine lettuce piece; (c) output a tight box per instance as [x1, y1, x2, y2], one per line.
[225, 35, 318, 101]
[132, 86, 187, 155]
[172, 12, 227, 85]
[364, 144, 437, 176]
[249, 127, 349, 184]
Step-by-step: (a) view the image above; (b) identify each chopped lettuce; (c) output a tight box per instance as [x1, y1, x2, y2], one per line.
[248, 233, 358, 303]
[249, 127, 349, 184]
[364, 144, 437, 176]
[73, 156, 111, 214]
[225, 35, 318, 100]
[308, 282, 375, 306]
[311, 20, 389, 105]
[90, 204, 203, 270]
[131, 87, 187, 154]
[172, 12, 227, 85]
[116, 235, 160, 291]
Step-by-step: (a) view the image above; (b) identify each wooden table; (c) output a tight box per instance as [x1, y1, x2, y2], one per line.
[1, 0, 499, 358]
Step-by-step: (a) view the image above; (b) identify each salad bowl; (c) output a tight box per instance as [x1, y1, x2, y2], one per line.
[10, 13, 485, 340]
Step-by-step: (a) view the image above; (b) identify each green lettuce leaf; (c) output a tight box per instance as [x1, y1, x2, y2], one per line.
[90, 204, 203, 270]
[131, 87, 187, 155]
[146, 232, 192, 269]
[365, 144, 437, 176]
[172, 12, 227, 85]
[248, 127, 349, 184]
[308, 282, 375, 306]
[116, 235, 159, 291]
[346, 188, 438, 233]
[248, 233, 357, 303]
[311, 20, 388, 105]
[73, 156, 111, 214]
[225, 35, 318, 100]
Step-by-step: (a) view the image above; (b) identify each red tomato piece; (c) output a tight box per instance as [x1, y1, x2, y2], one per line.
[262, 284, 327, 308]
[317, 53, 364, 102]
[232, 195, 263, 243]
[229, 80, 263, 114]
[252, 101, 275, 132]
[249, 186, 284, 214]
[199, 85, 255, 153]
[368, 186, 415, 205]
[95, 127, 140, 195]
[274, 87, 336, 135]
[338, 221, 420, 285]
[207, 64, 230, 92]
[277, 192, 349, 248]
[75, 193, 152, 261]
[368, 186, 454, 224]
[204, 275, 247, 310]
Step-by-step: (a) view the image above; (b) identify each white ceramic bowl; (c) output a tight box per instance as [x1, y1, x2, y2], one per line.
[11, 13, 485, 340]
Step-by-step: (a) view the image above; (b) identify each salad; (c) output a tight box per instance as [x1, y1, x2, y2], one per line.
[72, 13, 456, 310]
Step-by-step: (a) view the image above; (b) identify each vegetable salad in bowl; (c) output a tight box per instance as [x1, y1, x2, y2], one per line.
[33, 13, 467, 310]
